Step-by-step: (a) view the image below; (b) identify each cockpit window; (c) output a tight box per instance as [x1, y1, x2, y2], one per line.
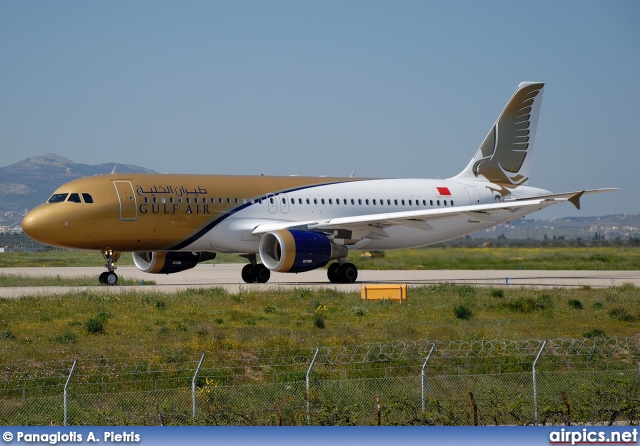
[67, 193, 81, 203]
[48, 193, 68, 203]
[82, 193, 94, 203]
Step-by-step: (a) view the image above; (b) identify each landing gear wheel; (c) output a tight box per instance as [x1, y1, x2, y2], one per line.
[99, 272, 108, 284]
[241, 264, 255, 283]
[338, 263, 358, 283]
[241, 263, 271, 283]
[255, 264, 271, 283]
[327, 263, 340, 283]
[105, 272, 118, 286]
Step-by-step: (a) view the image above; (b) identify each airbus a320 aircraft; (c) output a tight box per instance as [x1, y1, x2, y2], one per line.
[22, 82, 615, 285]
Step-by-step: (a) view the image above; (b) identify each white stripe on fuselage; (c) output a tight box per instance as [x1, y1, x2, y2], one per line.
[179, 179, 546, 253]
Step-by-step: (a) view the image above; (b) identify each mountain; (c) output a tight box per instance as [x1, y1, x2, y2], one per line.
[0, 154, 155, 229]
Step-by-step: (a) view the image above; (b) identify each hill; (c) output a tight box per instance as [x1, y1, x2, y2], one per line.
[0, 154, 154, 229]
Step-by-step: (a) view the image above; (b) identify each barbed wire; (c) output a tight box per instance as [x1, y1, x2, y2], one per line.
[2, 335, 638, 390]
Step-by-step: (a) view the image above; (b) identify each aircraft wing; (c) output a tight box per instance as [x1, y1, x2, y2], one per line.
[504, 188, 619, 210]
[251, 192, 587, 239]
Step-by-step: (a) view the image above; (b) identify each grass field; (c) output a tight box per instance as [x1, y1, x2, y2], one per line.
[0, 283, 638, 365]
[1, 246, 640, 270]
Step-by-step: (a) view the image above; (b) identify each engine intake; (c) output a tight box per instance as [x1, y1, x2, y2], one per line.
[259, 230, 348, 273]
[132, 251, 216, 274]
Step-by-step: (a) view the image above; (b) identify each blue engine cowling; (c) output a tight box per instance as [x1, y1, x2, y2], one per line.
[259, 230, 348, 273]
[132, 251, 216, 274]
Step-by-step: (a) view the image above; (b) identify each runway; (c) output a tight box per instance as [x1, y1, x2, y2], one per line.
[1, 264, 639, 297]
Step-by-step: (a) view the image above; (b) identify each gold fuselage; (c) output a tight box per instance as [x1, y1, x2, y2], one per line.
[22, 173, 358, 252]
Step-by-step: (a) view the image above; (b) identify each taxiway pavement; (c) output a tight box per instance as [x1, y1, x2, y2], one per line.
[1, 264, 639, 298]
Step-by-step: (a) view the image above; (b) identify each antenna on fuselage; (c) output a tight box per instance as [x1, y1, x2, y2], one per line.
[350, 170, 356, 178]
[111, 165, 118, 174]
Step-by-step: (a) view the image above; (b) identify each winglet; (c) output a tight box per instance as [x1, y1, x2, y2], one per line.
[568, 191, 585, 210]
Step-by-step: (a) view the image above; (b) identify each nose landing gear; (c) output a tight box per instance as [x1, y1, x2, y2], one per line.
[100, 250, 121, 285]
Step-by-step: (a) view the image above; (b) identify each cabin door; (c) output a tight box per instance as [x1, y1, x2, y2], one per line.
[113, 181, 138, 221]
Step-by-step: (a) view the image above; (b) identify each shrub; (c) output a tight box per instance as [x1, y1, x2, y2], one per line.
[453, 304, 473, 320]
[490, 289, 504, 298]
[264, 305, 278, 314]
[502, 295, 553, 313]
[568, 299, 583, 310]
[583, 328, 606, 338]
[50, 330, 77, 344]
[1, 330, 15, 340]
[608, 307, 637, 322]
[85, 312, 111, 334]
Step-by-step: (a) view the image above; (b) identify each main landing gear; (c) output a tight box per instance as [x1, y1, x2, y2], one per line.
[327, 261, 358, 284]
[241, 254, 271, 283]
[99, 250, 120, 286]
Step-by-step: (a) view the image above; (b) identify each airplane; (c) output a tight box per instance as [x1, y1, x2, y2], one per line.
[21, 82, 616, 285]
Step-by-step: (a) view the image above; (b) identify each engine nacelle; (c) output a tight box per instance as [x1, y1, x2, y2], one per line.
[259, 230, 348, 273]
[132, 251, 216, 274]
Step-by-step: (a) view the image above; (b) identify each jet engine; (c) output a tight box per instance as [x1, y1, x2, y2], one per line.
[259, 230, 348, 273]
[132, 251, 216, 274]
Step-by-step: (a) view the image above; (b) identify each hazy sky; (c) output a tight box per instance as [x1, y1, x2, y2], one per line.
[1, 1, 638, 219]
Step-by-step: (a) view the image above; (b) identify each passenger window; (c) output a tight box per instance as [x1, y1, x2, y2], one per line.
[269, 197, 274, 204]
[437, 200, 440, 206]
[49, 193, 67, 203]
[394, 199, 398, 205]
[451, 200, 454, 206]
[430, 200, 433, 206]
[234, 198, 238, 204]
[67, 193, 81, 203]
[314, 198, 318, 205]
[162, 197, 166, 204]
[358, 199, 362, 205]
[282, 197, 286, 204]
[444, 200, 447, 206]
[82, 193, 94, 203]
[321, 198, 325, 205]
[219, 197, 223, 203]
[185, 198, 189, 204]
[329, 199, 333, 205]
[226, 198, 230, 204]
[401, 199, 405, 206]
[351, 199, 355, 205]
[306, 198, 310, 204]
[365, 199, 369, 205]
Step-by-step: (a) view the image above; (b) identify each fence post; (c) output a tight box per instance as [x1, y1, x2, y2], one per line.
[306, 348, 319, 426]
[533, 340, 546, 426]
[192, 353, 206, 422]
[64, 360, 77, 426]
[421, 343, 436, 412]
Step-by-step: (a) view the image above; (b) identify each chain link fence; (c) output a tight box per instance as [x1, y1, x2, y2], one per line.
[1, 336, 638, 425]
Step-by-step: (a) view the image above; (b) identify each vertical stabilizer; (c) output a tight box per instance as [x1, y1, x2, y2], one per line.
[452, 82, 544, 192]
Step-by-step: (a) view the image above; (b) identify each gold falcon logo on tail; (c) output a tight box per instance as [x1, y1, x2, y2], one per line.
[454, 82, 545, 197]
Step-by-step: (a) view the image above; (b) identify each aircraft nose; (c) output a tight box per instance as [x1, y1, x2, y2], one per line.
[21, 207, 51, 244]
